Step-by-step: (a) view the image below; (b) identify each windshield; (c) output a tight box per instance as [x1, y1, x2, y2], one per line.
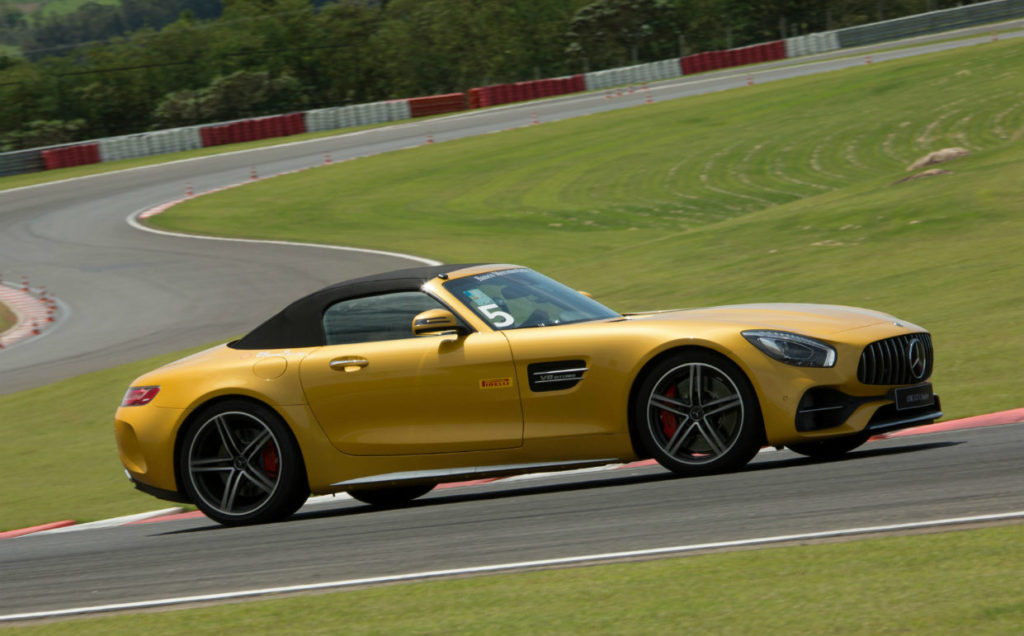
[443, 268, 620, 330]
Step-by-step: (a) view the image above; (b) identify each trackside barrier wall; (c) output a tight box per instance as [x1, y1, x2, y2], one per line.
[469, 75, 585, 108]
[303, 99, 411, 133]
[199, 113, 306, 148]
[42, 143, 100, 170]
[0, 148, 45, 177]
[584, 59, 682, 91]
[408, 93, 468, 118]
[98, 126, 203, 162]
[836, 0, 1024, 47]
[679, 41, 785, 75]
[785, 32, 841, 58]
[389, 100, 412, 122]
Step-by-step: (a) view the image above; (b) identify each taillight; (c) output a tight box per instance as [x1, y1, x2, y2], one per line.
[121, 386, 160, 406]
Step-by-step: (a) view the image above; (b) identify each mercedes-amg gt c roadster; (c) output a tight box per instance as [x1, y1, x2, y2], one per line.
[115, 264, 941, 525]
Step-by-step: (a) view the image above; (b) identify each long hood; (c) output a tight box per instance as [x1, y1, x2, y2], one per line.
[626, 303, 917, 337]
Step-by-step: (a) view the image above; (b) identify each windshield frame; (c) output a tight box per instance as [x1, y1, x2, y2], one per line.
[442, 268, 620, 331]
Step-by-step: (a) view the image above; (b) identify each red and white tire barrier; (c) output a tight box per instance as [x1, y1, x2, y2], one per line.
[0, 280, 56, 349]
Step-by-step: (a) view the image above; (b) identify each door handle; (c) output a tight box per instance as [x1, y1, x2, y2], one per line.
[330, 357, 369, 372]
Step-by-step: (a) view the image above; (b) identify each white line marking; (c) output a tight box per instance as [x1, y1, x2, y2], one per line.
[126, 204, 441, 266]
[31, 508, 185, 535]
[4, 510, 1021, 622]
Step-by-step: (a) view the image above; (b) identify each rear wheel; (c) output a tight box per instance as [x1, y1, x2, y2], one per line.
[179, 400, 308, 526]
[634, 350, 763, 476]
[787, 431, 871, 459]
[348, 484, 435, 507]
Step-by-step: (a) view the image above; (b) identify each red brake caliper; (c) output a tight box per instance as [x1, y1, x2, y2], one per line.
[660, 385, 678, 438]
[261, 444, 279, 479]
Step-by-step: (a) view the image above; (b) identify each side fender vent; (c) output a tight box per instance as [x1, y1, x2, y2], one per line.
[528, 360, 588, 392]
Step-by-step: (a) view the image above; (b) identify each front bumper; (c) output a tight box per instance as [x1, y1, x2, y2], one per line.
[126, 470, 191, 504]
[863, 394, 943, 435]
[114, 405, 186, 496]
[795, 383, 942, 436]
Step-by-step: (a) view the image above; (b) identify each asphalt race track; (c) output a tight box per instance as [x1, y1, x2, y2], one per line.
[2, 423, 1022, 617]
[2, 25, 1023, 621]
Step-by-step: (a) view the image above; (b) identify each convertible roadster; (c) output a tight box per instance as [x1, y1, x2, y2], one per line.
[115, 264, 941, 525]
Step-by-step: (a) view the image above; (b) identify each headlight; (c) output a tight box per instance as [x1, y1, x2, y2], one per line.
[742, 330, 836, 368]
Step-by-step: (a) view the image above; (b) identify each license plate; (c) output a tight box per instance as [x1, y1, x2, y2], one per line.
[895, 383, 934, 411]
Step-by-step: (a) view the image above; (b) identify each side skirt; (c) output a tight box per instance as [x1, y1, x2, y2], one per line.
[331, 458, 625, 489]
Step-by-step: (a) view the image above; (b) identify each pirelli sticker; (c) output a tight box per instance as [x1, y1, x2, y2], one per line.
[480, 377, 512, 389]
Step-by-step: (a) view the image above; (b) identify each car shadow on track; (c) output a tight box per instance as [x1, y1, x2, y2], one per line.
[155, 470, 684, 535]
[753, 440, 963, 470]
[155, 440, 961, 535]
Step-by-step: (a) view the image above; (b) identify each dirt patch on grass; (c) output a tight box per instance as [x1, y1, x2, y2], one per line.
[907, 147, 969, 171]
[891, 168, 953, 186]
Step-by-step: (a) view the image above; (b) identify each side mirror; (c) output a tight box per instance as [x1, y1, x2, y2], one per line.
[412, 309, 465, 336]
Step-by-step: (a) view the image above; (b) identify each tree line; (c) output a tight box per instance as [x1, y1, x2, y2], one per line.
[0, 0, 975, 151]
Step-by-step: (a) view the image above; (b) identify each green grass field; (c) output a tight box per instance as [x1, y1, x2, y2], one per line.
[0, 301, 14, 334]
[6, 525, 1023, 634]
[1, 344, 223, 530]
[2, 39, 1023, 631]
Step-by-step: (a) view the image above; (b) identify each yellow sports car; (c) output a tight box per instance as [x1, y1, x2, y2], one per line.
[115, 264, 941, 525]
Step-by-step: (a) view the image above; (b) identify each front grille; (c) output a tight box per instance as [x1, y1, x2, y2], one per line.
[858, 333, 933, 385]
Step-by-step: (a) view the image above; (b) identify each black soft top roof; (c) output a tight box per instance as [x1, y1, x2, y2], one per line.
[231, 263, 483, 350]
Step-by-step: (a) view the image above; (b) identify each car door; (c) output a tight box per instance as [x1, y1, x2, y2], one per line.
[299, 290, 523, 455]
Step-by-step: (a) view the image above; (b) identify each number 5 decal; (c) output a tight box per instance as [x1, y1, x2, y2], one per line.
[479, 303, 514, 328]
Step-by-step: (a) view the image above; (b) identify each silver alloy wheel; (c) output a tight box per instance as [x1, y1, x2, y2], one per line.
[186, 410, 283, 518]
[645, 362, 745, 465]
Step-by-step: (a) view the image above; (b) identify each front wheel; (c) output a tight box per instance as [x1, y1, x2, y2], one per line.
[179, 400, 309, 526]
[633, 350, 763, 476]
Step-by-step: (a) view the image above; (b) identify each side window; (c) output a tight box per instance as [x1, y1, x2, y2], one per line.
[322, 291, 447, 345]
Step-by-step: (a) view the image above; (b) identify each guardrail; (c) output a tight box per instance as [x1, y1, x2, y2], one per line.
[836, 0, 1024, 48]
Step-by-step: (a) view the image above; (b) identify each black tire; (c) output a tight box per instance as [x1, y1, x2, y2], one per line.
[178, 400, 309, 526]
[348, 484, 435, 507]
[633, 350, 763, 476]
[787, 431, 871, 459]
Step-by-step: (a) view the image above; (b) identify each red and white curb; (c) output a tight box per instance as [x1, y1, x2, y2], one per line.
[4, 408, 1021, 540]
[0, 281, 60, 350]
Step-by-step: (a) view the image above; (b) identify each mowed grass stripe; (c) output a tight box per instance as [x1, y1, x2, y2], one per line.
[152, 41, 1023, 242]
